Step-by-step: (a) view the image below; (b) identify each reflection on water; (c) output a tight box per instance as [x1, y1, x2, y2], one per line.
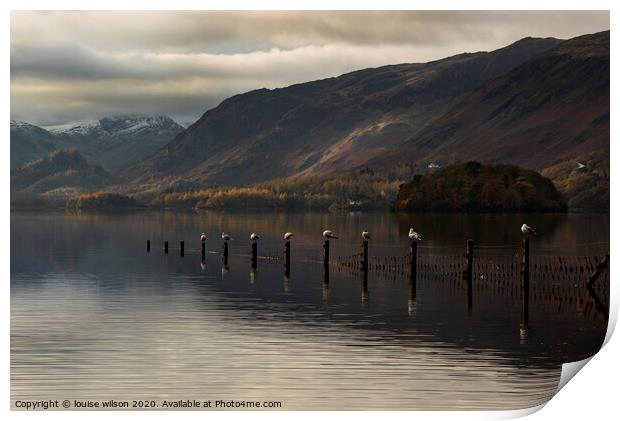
[11, 211, 609, 410]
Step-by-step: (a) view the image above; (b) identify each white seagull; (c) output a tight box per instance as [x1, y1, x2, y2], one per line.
[408, 227, 422, 242]
[521, 224, 538, 237]
[284, 232, 293, 240]
[323, 230, 338, 239]
[362, 230, 371, 240]
[200, 232, 207, 242]
[577, 162, 586, 169]
[250, 233, 260, 241]
[221, 232, 232, 241]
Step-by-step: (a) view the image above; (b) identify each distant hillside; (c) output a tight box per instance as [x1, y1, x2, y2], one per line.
[392, 162, 566, 212]
[11, 150, 114, 198]
[48, 115, 185, 172]
[10, 120, 57, 170]
[10, 115, 185, 174]
[541, 150, 609, 211]
[121, 36, 560, 189]
[382, 31, 609, 209]
[11, 32, 609, 212]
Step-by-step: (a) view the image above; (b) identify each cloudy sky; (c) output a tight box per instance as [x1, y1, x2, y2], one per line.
[10, 11, 609, 126]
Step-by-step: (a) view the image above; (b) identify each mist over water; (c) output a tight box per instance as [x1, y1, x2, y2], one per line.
[11, 211, 608, 410]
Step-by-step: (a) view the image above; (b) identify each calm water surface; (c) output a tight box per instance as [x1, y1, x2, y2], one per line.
[11, 211, 609, 410]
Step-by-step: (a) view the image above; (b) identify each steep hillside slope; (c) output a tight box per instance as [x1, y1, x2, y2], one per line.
[122, 37, 560, 190]
[394, 31, 609, 170]
[386, 31, 609, 210]
[48, 115, 185, 172]
[10, 120, 57, 170]
[11, 150, 114, 197]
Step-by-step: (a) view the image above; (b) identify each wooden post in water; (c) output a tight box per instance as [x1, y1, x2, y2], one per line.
[362, 240, 369, 277]
[222, 241, 229, 265]
[284, 240, 291, 276]
[147, 240, 150, 252]
[201, 240, 206, 260]
[164, 241, 168, 254]
[180, 241, 184, 257]
[409, 239, 418, 282]
[521, 237, 530, 288]
[251, 242, 258, 269]
[323, 240, 330, 271]
[520, 275, 530, 342]
[465, 239, 474, 286]
[408, 276, 417, 317]
[465, 240, 474, 312]
[361, 273, 369, 307]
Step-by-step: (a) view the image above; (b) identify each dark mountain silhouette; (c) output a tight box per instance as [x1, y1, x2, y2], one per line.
[47, 115, 185, 172]
[10, 115, 184, 173]
[386, 31, 609, 174]
[12, 32, 609, 211]
[10, 120, 57, 170]
[11, 149, 114, 197]
[374, 31, 609, 210]
[122, 36, 561, 188]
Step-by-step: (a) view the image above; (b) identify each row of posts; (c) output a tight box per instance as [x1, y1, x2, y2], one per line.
[148, 238, 291, 274]
[146, 236, 534, 286]
[145, 237, 607, 290]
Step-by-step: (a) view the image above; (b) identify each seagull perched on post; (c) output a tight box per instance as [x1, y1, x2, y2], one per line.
[200, 232, 207, 242]
[323, 230, 338, 239]
[521, 224, 537, 237]
[250, 233, 260, 241]
[408, 228, 422, 242]
[221, 232, 232, 241]
[362, 230, 371, 240]
[284, 232, 293, 240]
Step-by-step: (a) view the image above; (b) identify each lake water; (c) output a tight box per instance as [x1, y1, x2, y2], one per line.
[11, 211, 609, 410]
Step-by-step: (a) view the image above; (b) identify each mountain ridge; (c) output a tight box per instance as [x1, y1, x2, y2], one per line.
[10, 114, 185, 173]
[120, 36, 562, 189]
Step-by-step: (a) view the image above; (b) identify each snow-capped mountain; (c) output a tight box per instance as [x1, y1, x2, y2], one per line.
[42, 115, 185, 172]
[47, 115, 184, 141]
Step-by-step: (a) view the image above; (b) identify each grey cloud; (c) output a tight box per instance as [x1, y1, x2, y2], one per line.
[11, 11, 610, 53]
[10, 11, 609, 125]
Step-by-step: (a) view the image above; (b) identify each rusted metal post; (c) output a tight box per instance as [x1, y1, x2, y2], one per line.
[284, 240, 291, 276]
[180, 241, 184, 257]
[164, 241, 168, 254]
